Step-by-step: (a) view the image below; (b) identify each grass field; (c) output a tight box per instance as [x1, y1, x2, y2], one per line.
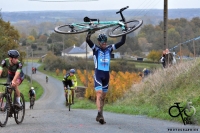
[0, 78, 44, 102]
[24, 58, 200, 125]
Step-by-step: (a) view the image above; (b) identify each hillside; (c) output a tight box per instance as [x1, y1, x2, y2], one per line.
[108, 58, 200, 124]
[2, 8, 200, 25]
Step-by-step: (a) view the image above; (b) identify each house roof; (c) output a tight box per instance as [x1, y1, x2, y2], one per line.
[62, 45, 86, 54]
[62, 42, 93, 54]
[79, 41, 92, 52]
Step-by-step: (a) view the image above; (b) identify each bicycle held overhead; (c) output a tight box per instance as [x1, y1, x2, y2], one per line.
[54, 6, 143, 37]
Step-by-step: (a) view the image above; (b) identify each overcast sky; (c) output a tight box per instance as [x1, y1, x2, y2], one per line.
[1, 0, 200, 12]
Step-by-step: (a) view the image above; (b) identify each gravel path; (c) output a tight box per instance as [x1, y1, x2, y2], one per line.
[0, 62, 199, 133]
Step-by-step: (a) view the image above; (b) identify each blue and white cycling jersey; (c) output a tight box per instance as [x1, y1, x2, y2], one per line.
[92, 44, 115, 71]
[86, 35, 126, 72]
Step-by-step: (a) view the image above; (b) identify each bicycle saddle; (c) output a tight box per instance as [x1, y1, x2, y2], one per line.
[84, 16, 99, 22]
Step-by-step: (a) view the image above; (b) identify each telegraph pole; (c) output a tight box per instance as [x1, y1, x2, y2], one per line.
[164, 0, 168, 50]
[86, 42, 88, 87]
[193, 40, 195, 58]
[31, 49, 33, 86]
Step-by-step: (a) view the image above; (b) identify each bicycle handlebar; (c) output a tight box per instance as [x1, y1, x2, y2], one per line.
[116, 6, 129, 14]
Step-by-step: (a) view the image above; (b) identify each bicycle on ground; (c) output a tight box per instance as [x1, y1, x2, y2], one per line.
[0, 83, 25, 127]
[54, 6, 143, 37]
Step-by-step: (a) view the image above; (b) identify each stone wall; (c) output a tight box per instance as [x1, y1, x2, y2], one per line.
[75, 86, 87, 98]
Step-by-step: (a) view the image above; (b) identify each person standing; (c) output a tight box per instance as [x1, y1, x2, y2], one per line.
[86, 31, 126, 124]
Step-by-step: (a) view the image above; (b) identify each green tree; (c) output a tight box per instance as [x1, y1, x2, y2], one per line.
[30, 29, 37, 39]
[0, 17, 20, 59]
[147, 50, 161, 62]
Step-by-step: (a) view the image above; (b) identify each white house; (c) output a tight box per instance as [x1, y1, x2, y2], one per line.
[61, 42, 93, 58]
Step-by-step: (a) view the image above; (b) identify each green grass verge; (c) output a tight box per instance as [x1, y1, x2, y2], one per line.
[72, 98, 96, 109]
[0, 78, 44, 102]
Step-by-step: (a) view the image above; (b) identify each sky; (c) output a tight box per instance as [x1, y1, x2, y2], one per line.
[1, 0, 200, 12]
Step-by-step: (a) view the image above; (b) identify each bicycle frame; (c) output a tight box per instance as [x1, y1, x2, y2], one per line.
[67, 87, 72, 104]
[3, 86, 15, 114]
[70, 20, 126, 32]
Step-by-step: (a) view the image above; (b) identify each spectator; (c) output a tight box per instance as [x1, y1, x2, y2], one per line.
[143, 68, 150, 78]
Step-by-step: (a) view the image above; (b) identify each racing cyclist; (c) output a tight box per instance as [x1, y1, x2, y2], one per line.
[0, 50, 25, 109]
[62, 69, 77, 106]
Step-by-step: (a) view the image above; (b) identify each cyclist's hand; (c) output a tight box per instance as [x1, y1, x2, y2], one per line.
[87, 30, 95, 37]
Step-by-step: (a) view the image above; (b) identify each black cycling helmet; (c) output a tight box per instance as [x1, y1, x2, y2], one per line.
[8, 50, 20, 58]
[69, 69, 75, 74]
[97, 34, 107, 43]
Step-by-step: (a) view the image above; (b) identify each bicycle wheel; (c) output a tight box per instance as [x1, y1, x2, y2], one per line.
[54, 23, 89, 34]
[14, 93, 25, 124]
[0, 94, 9, 127]
[68, 94, 71, 111]
[68, 90, 72, 111]
[109, 19, 143, 37]
[184, 106, 196, 117]
[30, 98, 34, 109]
[168, 106, 180, 117]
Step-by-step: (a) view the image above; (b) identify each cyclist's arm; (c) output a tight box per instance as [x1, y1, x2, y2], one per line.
[62, 80, 66, 88]
[73, 76, 78, 88]
[0, 68, 3, 77]
[0, 59, 6, 77]
[114, 35, 126, 49]
[86, 32, 95, 49]
[86, 38, 95, 49]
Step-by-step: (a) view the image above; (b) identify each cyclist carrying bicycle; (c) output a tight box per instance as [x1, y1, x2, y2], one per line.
[86, 31, 126, 124]
[0, 50, 25, 109]
[62, 69, 77, 106]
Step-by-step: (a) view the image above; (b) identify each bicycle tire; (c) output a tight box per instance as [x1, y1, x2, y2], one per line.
[168, 106, 180, 117]
[68, 93, 72, 111]
[14, 93, 25, 124]
[109, 19, 143, 37]
[54, 23, 89, 34]
[0, 94, 9, 127]
[30, 98, 35, 109]
[184, 106, 196, 117]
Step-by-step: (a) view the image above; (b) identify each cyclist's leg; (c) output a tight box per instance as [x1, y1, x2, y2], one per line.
[98, 72, 109, 123]
[94, 71, 107, 124]
[0, 93, 4, 110]
[13, 75, 24, 109]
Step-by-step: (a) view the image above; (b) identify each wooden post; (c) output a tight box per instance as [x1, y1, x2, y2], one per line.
[86, 43, 88, 87]
[180, 44, 182, 62]
[164, 0, 168, 50]
[193, 40, 195, 58]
